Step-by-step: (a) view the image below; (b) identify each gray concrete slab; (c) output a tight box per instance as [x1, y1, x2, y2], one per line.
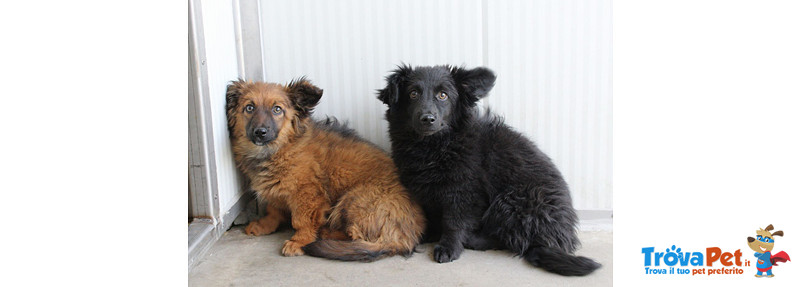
[190, 222, 612, 286]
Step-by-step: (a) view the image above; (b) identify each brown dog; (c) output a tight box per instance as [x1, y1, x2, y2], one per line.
[225, 78, 425, 261]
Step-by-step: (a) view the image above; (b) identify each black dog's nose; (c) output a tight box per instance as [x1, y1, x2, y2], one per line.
[420, 114, 436, 125]
[748, 237, 755, 243]
[254, 128, 268, 138]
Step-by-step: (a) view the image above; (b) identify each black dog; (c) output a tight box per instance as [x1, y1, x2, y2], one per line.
[377, 65, 600, 276]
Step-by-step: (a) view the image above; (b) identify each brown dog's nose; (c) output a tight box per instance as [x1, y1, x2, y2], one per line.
[747, 237, 755, 243]
[254, 128, 268, 138]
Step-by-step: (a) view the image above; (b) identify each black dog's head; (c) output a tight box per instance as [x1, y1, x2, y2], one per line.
[377, 65, 496, 136]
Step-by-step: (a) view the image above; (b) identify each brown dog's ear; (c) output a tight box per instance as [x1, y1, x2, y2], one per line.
[772, 230, 784, 237]
[226, 79, 249, 112]
[226, 79, 251, 136]
[377, 64, 412, 110]
[287, 77, 322, 118]
[450, 66, 496, 106]
[765, 224, 775, 231]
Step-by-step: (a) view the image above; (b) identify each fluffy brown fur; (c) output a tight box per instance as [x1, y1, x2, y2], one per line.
[226, 78, 425, 261]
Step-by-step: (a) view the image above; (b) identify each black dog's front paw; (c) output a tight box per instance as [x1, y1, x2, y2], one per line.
[434, 244, 463, 263]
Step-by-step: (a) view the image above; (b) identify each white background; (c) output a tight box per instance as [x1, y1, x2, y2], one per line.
[614, 0, 800, 286]
[0, 0, 798, 286]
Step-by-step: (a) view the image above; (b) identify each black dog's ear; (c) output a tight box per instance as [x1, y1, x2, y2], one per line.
[287, 77, 323, 118]
[377, 65, 411, 108]
[450, 66, 496, 106]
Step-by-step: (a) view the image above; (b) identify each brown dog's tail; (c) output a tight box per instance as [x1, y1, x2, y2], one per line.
[302, 240, 408, 262]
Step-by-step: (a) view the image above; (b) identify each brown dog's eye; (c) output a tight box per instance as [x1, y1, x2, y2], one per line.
[437, 92, 448, 101]
[245, 104, 254, 113]
[272, 106, 283, 115]
[409, 91, 419, 100]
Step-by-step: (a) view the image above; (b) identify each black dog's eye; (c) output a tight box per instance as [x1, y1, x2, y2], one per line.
[409, 91, 419, 100]
[245, 104, 255, 113]
[272, 106, 283, 115]
[437, 92, 448, 101]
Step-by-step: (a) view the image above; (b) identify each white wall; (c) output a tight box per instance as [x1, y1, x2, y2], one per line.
[485, 0, 612, 210]
[259, 0, 612, 211]
[260, 0, 483, 149]
[199, 0, 246, 213]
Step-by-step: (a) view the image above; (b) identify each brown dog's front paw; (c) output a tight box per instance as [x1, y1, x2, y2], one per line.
[245, 220, 278, 236]
[282, 240, 306, 256]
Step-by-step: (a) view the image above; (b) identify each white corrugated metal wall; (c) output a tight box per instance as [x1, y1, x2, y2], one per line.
[259, 0, 612, 211]
[485, 0, 613, 210]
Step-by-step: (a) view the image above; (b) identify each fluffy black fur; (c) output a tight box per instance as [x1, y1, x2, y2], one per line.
[377, 65, 600, 276]
[314, 116, 360, 139]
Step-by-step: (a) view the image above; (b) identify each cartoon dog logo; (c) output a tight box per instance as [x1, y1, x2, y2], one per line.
[747, 224, 791, 278]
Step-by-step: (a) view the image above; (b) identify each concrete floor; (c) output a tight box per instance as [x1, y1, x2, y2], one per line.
[189, 219, 612, 286]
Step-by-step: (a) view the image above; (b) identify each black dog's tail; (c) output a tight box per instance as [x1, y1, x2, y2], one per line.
[523, 246, 601, 276]
[302, 240, 404, 262]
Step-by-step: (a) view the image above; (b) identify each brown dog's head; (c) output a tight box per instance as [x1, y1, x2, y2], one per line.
[225, 78, 322, 156]
[747, 224, 784, 253]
